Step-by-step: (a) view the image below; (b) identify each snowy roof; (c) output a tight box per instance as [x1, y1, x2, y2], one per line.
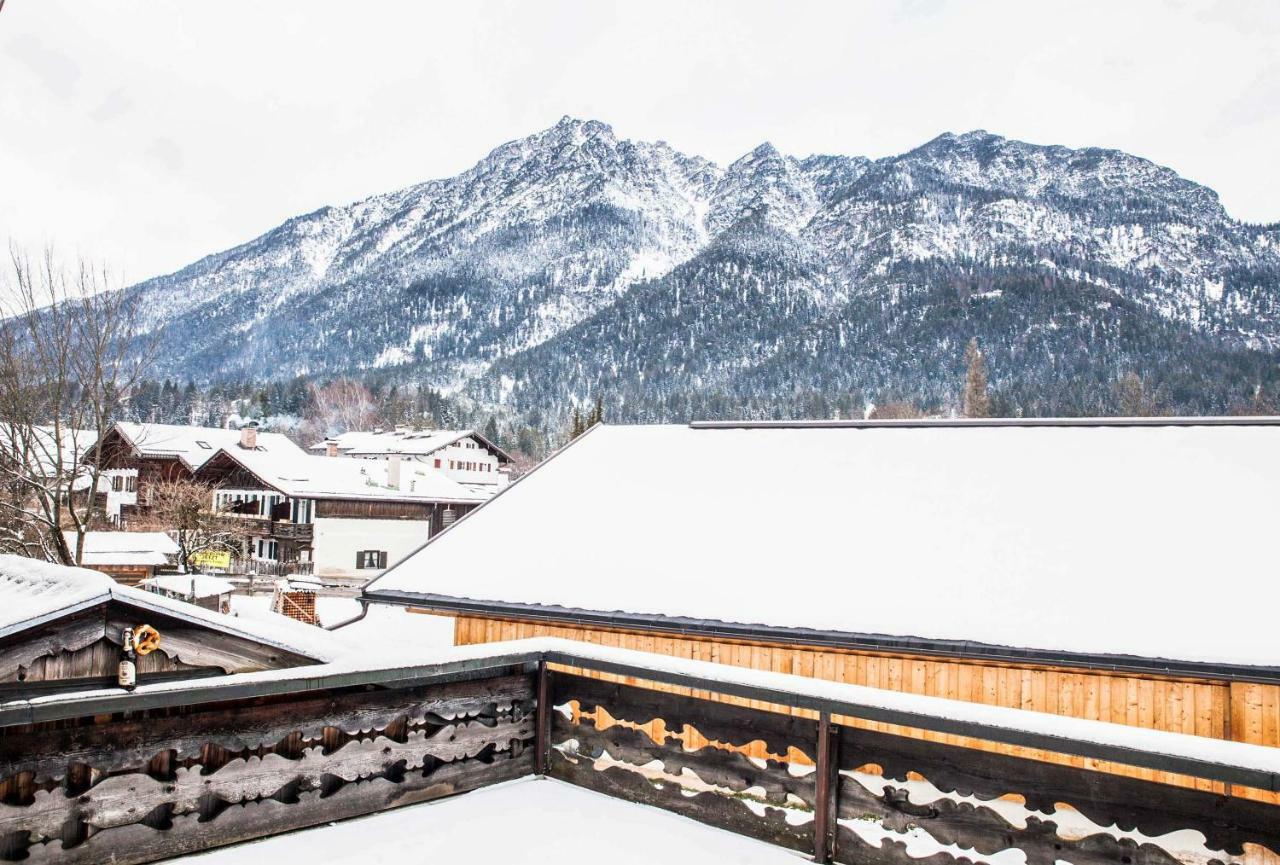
[0, 424, 97, 479]
[368, 420, 1280, 670]
[141, 573, 235, 599]
[204, 446, 488, 504]
[0, 555, 338, 660]
[111, 422, 305, 471]
[308, 428, 511, 462]
[170, 777, 797, 865]
[65, 531, 178, 567]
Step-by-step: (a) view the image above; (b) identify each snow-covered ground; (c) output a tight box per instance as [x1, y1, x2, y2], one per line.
[171, 777, 801, 864]
[229, 593, 456, 647]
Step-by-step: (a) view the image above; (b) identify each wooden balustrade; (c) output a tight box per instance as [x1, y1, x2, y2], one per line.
[1, 645, 1276, 865]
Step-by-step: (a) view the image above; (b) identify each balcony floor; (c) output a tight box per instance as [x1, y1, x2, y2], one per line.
[172, 776, 802, 864]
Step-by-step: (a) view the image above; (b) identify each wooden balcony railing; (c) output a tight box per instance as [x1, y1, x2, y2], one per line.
[1, 640, 1276, 865]
[269, 521, 313, 542]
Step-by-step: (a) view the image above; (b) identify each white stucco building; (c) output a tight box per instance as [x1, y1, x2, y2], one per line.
[196, 445, 488, 581]
[308, 428, 512, 496]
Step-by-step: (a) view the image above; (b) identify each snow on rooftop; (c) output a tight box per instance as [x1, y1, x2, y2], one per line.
[141, 573, 235, 599]
[0, 555, 341, 660]
[0, 424, 97, 477]
[310, 428, 472, 454]
[370, 422, 1280, 669]
[308, 428, 509, 460]
[65, 531, 178, 567]
[211, 446, 487, 503]
[113, 422, 305, 470]
[170, 777, 800, 864]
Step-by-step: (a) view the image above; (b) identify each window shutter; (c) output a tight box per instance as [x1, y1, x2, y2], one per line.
[378, 551, 388, 568]
[356, 551, 365, 570]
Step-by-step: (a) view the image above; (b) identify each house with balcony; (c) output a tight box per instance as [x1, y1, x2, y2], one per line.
[309, 427, 512, 496]
[94, 422, 307, 525]
[194, 445, 488, 580]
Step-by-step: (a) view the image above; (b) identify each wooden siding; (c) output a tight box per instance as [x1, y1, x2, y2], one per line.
[315, 499, 434, 520]
[451, 614, 1280, 804]
[95, 564, 154, 586]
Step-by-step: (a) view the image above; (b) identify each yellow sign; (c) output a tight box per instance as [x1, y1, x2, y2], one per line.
[191, 550, 231, 570]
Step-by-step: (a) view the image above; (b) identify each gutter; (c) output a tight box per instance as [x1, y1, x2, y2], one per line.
[363, 590, 1280, 686]
[325, 597, 369, 631]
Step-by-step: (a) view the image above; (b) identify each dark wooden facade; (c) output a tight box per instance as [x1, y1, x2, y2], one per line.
[93, 426, 195, 524]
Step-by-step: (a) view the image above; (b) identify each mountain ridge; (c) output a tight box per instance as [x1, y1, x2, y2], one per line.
[131, 117, 1280, 420]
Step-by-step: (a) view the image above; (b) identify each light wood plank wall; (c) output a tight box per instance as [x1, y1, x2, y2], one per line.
[450, 614, 1280, 804]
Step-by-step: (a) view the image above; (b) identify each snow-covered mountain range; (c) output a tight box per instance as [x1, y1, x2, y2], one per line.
[134, 117, 1280, 418]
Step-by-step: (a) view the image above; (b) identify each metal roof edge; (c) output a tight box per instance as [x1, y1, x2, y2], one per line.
[689, 416, 1280, 430]
[361, 591, 1280, 686]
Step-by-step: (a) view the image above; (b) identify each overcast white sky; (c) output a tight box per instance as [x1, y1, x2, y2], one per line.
[1, 0, 1277, 284]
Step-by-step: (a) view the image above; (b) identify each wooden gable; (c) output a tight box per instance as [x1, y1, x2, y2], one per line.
[0, 600, 319, 696]
[192, 450, 277, 491]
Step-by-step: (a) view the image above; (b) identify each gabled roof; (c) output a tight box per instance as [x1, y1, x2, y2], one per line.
[366, 419, 1280, 674]
[65, 531, 178, 567]
[0, 555, 338, 661]
[199, 446, 488, 505]
[309, 428, 512, 463]
[141, 573, 235, 599]
[0, 424, 97, 482]
[110, 422, 306, 471]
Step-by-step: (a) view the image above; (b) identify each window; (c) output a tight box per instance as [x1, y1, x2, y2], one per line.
[111, 475, 123, 492]
[126, 475, 137, 492]
[195, 440, 212, 449]
[434, 458, 441, 468]
[356, 550, 388, 570]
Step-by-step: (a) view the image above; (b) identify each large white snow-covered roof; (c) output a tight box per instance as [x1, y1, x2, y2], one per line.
[0, 555, 339, 660]
[112, 422, 305, 470]
[208, 447, 488, 504]
[369, 421, 1280, 669]
[65, 531, 178, 567]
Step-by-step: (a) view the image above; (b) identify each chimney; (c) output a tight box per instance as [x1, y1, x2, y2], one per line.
[324, 439, 339, 458]
[239, 423, 258, 450]
[387, 454, 402, 489]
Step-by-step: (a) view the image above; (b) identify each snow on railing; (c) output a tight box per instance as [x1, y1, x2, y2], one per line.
[1, 638, 1277, 865]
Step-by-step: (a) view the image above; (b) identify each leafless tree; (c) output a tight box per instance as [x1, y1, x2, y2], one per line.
[1113, 372, 1167, 417]
[301, 378, 379, 441]
[135, 478, 249, 573]
[962, 337, 991, 419]
[0, 248, 154, 563]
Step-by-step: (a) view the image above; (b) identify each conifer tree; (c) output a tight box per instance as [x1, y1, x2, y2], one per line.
[962, 337, 991, 418]
[590, 395, 604, 426]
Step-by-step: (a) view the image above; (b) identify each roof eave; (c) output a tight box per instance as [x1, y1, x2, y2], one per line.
[362, 589, 1280, 686]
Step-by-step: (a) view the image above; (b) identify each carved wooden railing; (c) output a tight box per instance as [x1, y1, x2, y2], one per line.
[0, 669, 535, 864]
[546, 670, 1280, 865]
[0, 640, 1277, 865]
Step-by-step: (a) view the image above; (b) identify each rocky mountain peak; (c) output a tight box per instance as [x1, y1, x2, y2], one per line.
[125, 120, 1279, 420]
